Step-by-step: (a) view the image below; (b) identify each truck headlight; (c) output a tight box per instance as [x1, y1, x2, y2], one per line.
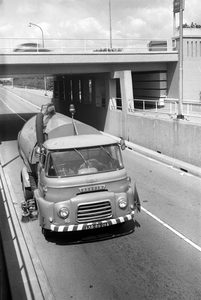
[58, 207, 69, 219]
[118, 197, 128, 210]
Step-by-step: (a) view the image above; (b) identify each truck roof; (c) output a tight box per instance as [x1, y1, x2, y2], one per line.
[43, 134, 118, 150]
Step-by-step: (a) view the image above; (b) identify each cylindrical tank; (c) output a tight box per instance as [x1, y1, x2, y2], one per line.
[18, 108, 100, 166]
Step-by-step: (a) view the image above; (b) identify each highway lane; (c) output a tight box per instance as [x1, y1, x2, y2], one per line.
[123, 149, 201, 248]
[0, 87, 39, 141]
[0, 88, 201, 300]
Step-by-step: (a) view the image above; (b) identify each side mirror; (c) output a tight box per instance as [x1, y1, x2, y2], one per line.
[34, 146, 44, 157]
[119, 137, 126, 150]
[32, 146, 44, 164]
[35, 146, 41, 156]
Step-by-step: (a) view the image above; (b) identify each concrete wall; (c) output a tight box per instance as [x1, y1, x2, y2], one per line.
[105, 112, 201, 168]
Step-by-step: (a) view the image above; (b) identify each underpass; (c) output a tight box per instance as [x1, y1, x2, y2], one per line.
[0, 87, 201, 300]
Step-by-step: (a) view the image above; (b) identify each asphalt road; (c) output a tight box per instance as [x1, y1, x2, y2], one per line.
[0, 87, 201, 300]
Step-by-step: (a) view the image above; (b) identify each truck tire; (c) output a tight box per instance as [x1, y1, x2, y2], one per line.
[22, 179, 33, 201]
[36, 112, 44, 147]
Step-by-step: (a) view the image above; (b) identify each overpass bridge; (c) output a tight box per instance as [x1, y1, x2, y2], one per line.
[0, 37, 179, 119]
[0, 50, 178, 77]
[0, 38, 177, 82]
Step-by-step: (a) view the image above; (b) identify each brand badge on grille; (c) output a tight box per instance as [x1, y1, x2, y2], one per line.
[79, 185, 106, 193]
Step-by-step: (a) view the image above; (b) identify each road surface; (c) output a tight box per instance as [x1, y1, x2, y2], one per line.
[0, 87, 201, 300]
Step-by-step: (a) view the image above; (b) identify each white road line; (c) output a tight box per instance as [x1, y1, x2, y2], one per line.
[0, 88, 40, 122]
[0, 97, 27, 122]
[3, 88, 40, 110]
[141, 206, 201, 253]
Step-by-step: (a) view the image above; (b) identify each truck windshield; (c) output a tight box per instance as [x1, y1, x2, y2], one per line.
[47, 144, 123, 177]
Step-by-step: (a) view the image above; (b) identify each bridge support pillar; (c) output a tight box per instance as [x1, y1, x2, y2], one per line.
[110, 70, 133, 139]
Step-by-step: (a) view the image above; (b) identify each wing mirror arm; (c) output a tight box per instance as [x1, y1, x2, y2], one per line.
[119, 137, 126, 150]
[35, 146, 44, 157]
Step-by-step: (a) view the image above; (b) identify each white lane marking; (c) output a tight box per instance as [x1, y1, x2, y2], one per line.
[0, 97, 27, 122]
[141, 206, 201, 253]
[3, 88, 40, 110]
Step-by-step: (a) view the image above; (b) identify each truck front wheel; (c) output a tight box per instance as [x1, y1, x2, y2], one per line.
[22, 180, 33, 201]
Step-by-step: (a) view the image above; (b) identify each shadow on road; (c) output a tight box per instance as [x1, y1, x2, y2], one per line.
[46, 220, 140, 245]
[0, 113, 36, 142]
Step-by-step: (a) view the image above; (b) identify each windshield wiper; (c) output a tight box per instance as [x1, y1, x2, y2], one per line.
[74, 149, 89, 167]
[100, 146, 114, 160]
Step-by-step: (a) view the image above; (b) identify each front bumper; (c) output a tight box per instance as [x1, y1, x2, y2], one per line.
[50, 211, 135, 232]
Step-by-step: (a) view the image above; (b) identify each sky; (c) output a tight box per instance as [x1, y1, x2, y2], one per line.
[0, 0, 201, 41]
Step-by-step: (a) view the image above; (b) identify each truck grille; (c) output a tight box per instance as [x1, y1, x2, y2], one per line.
[77, 200, 112, 223]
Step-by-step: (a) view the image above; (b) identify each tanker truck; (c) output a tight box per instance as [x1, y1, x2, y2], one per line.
[17, 103, 140, 238]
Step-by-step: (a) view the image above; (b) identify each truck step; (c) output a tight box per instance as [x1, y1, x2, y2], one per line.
[28, 172, 38, 191]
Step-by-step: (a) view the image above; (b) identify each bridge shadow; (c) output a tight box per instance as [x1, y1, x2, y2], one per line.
[46, 219, 141, 245]
[0, 113, 36, 142]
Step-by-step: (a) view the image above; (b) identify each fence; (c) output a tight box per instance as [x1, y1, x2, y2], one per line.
[110, 97, 201, 122]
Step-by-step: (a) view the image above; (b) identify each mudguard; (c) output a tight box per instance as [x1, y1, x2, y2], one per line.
[134, 184, 141, 212]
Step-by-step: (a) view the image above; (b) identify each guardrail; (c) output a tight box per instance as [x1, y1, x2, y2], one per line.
[0, 37, 176, 53]
[109, 97, 123, 110]
[132, 98, 201, 121]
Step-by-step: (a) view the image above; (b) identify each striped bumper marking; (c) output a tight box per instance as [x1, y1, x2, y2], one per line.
[50, 211, 135, 232]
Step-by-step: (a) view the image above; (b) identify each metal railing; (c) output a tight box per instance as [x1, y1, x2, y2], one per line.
[110, 97, 201, 122]
[0, 37, 176, 54]
[109, 97, 122, 110]
[129, 98, 201, 121]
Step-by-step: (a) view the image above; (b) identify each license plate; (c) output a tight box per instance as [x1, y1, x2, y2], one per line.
[86, 222, 109, 230]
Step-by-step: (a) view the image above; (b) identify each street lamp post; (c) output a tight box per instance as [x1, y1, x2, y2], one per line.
[173, 0, 185, 119]
[28, 22, 44, 48]
[109, 0, 112, 49]
[177, 1, 184, 119]
[28, 22, 47, 96]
